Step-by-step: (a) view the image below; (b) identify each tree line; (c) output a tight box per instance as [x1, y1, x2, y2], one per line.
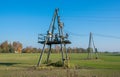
[0, 41, 22, 53]
[0, 41, 88, 53]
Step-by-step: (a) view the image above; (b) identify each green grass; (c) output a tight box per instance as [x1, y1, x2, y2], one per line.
[0, 53, 120, 77]
[69, 53, 120, 69]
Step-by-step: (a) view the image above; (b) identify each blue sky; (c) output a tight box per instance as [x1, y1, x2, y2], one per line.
[0, 0, 120, 51]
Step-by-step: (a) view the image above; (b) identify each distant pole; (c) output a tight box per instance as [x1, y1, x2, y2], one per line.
[87, 32, 92, 59]
[88, 32, 92, 48]
[87, 32, 98, 59]
[92, 36, 99, 59]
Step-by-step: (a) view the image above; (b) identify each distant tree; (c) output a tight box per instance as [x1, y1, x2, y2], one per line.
[33, 48, 38, 53]
[0, 47, 3, 53]
[13, 42, 17, 51]
[55, 45, 60, 53]
[13, 41, 22, 53]
[8, 43, 14, 53]
[67, 47, 72, 53]
[44, 48, 49, 53]
[87, 48, 93, 53]
[104, 51, 109, 53]
[22, 46, 33, 53]
[38, 48, 42, 53]
[51, 48, 54, 53]
[79, 48, 87, 53]
[0, 41, 9, 53]
[73, 47, 77, 53]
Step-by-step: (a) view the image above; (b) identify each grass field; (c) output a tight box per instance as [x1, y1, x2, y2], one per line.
[0, 53, 120, 77]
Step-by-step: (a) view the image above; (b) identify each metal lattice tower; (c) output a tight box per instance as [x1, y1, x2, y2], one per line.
[87, 32, 98, 59]
[37, 8, 71, 66]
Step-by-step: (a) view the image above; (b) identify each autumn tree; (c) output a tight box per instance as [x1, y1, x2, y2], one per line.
[0, 41, 9, 53]
[13, 41, 22, 53]
[67, 47, 72, 53]
[22, 46, 33, 53]
[8, 43, 14, 53]
[55, 45, 60, 53]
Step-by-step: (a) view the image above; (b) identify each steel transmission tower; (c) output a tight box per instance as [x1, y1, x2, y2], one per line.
[87, 32, 98, 59]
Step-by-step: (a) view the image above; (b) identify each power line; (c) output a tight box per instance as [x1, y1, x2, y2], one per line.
[64, 30, 88, 37]
[93, 33, 120, 39]
[64, 30, 120, 40]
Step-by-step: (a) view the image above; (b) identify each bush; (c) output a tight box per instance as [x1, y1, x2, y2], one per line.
[43, 60, 52, 64]
[48, 60, 63, 67]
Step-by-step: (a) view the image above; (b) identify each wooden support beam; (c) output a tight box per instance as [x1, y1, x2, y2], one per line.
[46, 45, 52, 63]
[37, 43, 46, 66]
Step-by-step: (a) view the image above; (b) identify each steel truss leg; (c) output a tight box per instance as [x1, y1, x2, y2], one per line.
[95, 48, 98, 59]
[87, 48, 92, 59]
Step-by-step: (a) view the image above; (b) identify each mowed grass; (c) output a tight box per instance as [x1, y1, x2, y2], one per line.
[70, 53, 120, 69]
[0, 53, 120, 77]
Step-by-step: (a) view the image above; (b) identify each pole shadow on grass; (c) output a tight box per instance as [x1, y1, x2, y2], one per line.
[0, 62, 21, 66]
